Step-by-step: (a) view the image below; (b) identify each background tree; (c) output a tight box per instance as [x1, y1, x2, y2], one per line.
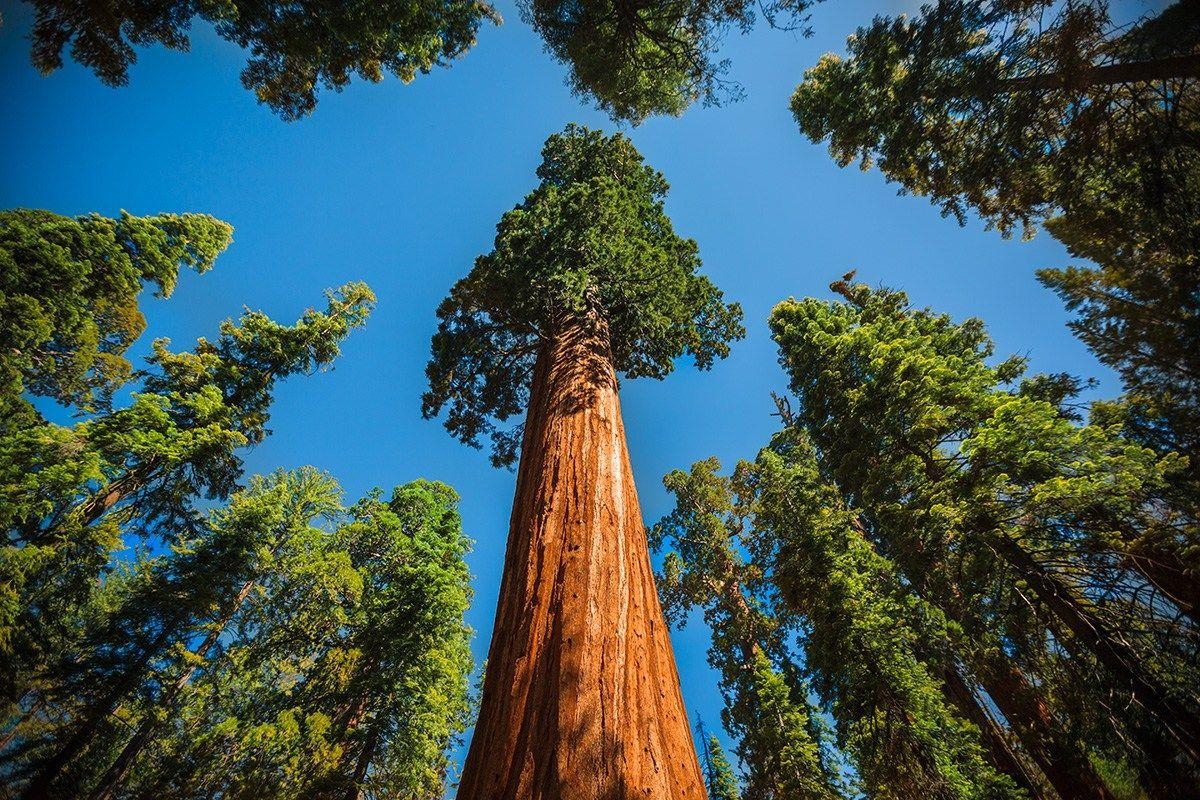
[23, 0, 501, 120]
[423, 124, 744, 799]
[791, 1, 1200, 529]
[0, 209, 232, 427]
[653, 459, 846, 800]
[766, 276, 1199, 796]
[1, 280, 374, 718]
[660, 452, 1028, 800]
[698, 724, 742, 800]
[525, 0, 819, 122]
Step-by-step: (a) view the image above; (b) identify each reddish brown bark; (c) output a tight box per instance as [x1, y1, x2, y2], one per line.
[940, 665, 1046, 800]
[979, 660, 1116, 800]
[457, 315, 706, 800]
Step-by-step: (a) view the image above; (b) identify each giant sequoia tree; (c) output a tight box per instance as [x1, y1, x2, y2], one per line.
[423, 124, 744, 799]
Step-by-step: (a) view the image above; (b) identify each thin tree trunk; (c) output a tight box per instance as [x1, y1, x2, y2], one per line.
[344, 716, 382, 800]
[1126, 546, 1199, 624]
[457, 313, 706, 800]
[977, 659, 1116, 800]
[21, 628, 172, 800]
[990, 533, 1200, 763]
[940, 666, 1047, 800]
[87, 576, 259, 800]
[1003, 54, 1200, 91]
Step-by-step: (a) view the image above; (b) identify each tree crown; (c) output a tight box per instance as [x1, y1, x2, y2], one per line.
[423, 124, 743, 466]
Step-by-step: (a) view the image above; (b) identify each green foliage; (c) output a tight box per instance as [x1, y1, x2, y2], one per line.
[2, 467, 475, 800]
[423, 124, 743, 466]
[0, 281, 375, 732]
[526, 0, 818, 122]
[0, 209, 232, 422]
[790, 2, 1199, 513]
[654, 458, 845, 800]
[753, 439, 1025, 800]
[791, 0, 1199, 239]
[767, 277, 1200, 794]
[1037, 214, 1200, 495]
[25, 0, 501, 120]
[700, 730, 742, 800]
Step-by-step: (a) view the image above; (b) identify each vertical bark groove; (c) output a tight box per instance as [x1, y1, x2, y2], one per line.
[457, 315, 706, 800]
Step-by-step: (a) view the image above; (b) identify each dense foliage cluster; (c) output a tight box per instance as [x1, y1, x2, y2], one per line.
[657, 277, 1200, 799]
[525, 0, 818, 122]
[0, 213, 474, 800]
[423, 124, 743, 466]
[24, 0, 500, 119]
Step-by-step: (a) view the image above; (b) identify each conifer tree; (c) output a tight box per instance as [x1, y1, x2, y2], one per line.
[525, 0, 819, 123]
[1, 282, 374, 716]
[698, 726, 741, 800]
[660, 452, 1026, 800]
[790, 1, 1199, 519]
[653, 459, 845, 800]
[423, 124, 744, 799]
[767, 276, 1200, 796]
[7, 467, 343, 799]
[0, 209, 232, 427]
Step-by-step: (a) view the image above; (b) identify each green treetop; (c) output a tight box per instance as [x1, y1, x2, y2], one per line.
[422, 124, 744, 466]
[790, 0, 1199, 240]
[24, 0, 500, 120]
[699, 729, 742, 800]
[0, 209, 232, 423]
[527, 0, 819, 123]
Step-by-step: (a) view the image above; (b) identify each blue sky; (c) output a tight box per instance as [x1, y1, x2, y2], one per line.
[1, 0, 1117, 784]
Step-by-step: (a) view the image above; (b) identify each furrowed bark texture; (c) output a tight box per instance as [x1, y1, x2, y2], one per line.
[457, 315, 706, 800]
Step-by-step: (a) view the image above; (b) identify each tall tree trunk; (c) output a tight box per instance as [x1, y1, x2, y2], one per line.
[1003, 54, 1200, 92]
[977, 659, 1116, 800]
[457, 313, 706, 800]
[939, 665, 1046, 800]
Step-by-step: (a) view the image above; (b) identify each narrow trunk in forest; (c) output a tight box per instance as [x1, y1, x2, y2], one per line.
[978, 659, 1116, 800]
[990, 533, 1200, 763]
[87, 575, 260, 800]
[21, 627, 173, 800]
[940, 666, 1046, 800]
[457, 314, 706, 800]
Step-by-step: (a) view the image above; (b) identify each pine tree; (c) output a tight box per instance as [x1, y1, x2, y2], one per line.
[525, 0, 819, 123]
[654, 459, 845, 800]
[767, 276, 1200, 795]
[423, 124, 744, 799]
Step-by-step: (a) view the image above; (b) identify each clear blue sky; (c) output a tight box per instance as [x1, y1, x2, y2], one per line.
[0, 0, 1116, 783]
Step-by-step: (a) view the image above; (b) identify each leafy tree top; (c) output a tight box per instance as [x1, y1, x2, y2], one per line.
[0, 209, 233, 418]
[26, 0, 501, 120]
[422, 124, 744, 466]
[526, 0, 819, 123]
[790, 0, 1200, 239]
